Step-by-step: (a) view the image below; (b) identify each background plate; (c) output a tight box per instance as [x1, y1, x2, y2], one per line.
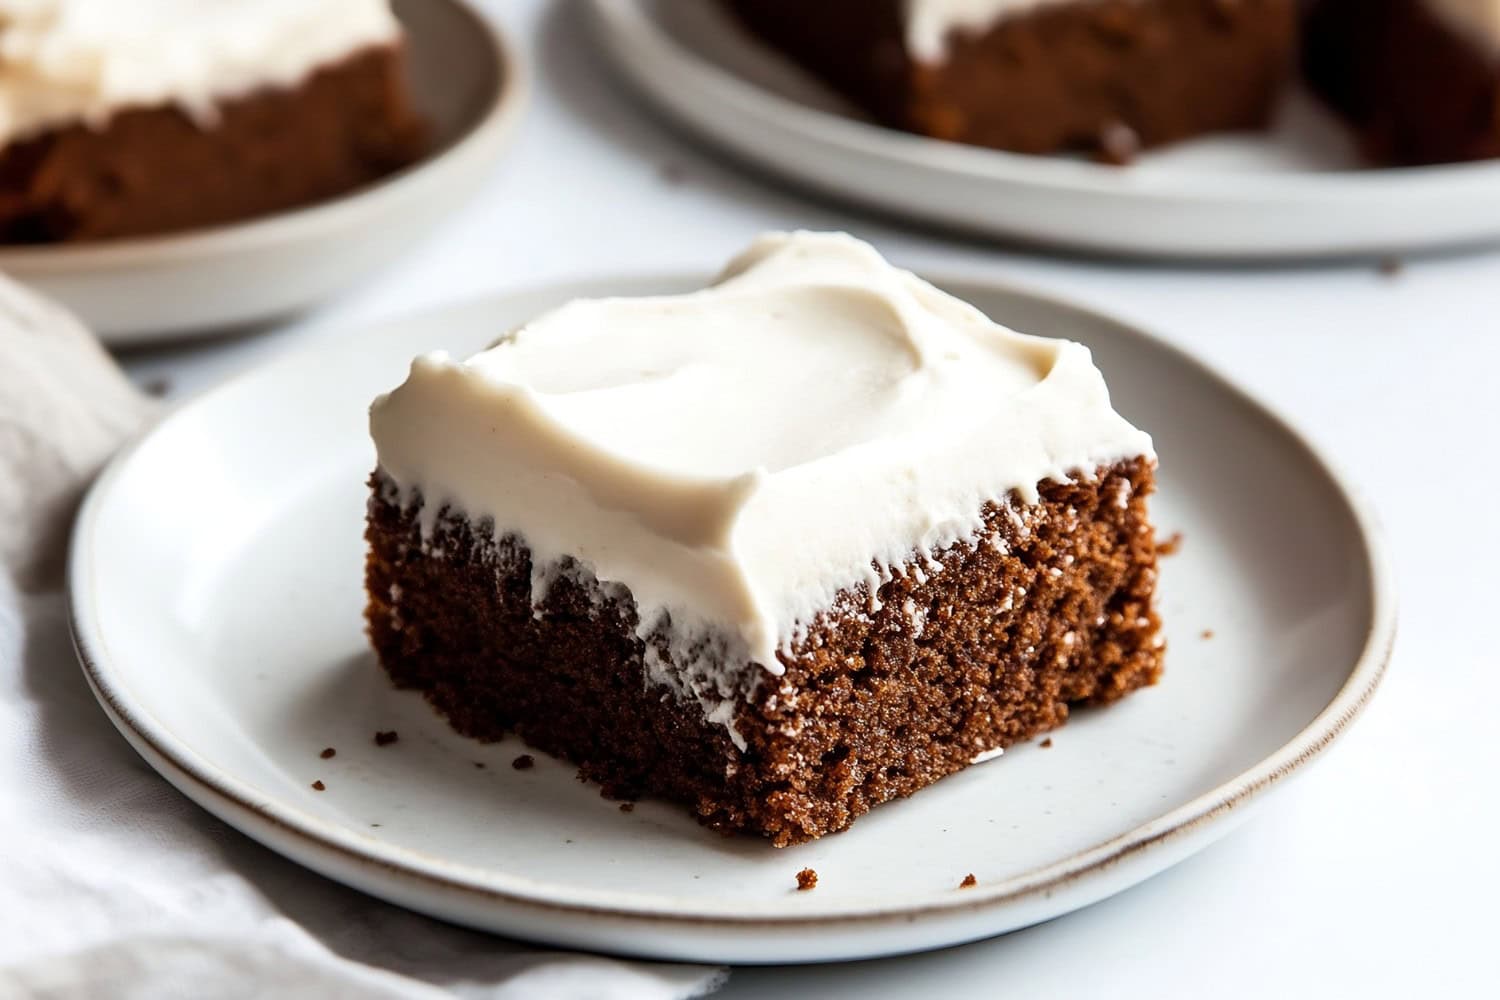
[591, 0, 1500, 260]
[70, 275, 1393, 964]
[0, 0, 525, 344]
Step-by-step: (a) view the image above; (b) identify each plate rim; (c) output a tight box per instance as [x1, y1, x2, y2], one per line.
[0, 0, 526, 277]
[68, 271, 1398, 933]
[589, 0, 1500, 202]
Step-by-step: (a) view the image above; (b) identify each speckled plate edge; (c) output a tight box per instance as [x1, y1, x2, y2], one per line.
[67, 273, 1397, 964]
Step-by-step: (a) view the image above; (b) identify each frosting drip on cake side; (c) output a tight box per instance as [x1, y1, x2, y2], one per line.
[1422, 0, 1500, 54]
[904, 0, 1108, 62]
[371, 232, 1153, 744]
[0, 0, 401, 144]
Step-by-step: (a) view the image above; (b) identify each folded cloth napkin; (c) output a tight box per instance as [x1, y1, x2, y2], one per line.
[0, 275, 724, 1000]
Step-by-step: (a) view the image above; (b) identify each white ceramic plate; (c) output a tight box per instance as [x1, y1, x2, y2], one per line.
[70, 274, 1394, 964]
[0, 0, 525, 345]
[591, 0, 1500, 260]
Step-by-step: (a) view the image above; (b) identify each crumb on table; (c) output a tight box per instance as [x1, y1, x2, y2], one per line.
[512, 754, 535, 771]
[310, 780, 326, 791]
[796, 868, 818, 891]
[960, 873, 978, 889]
[319, 747, 336, 760]
[1201, 629, 1215, 640]
[1040, 737, 1053, 749]
[373, 730, 399, 747]
[1156, 531, 1183, 556]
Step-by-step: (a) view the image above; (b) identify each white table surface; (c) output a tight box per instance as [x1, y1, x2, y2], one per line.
[120, 2, 1498, 996]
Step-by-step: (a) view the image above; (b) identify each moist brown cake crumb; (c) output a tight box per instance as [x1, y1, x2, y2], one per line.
[366, 458, 1162, 845]
[1040, 738, 1053, 749]
[620, 802, 636, 813]
[513, 755, 536, 771]
[1156, 532, 1184, 556]
[311, 780, 326, 791]
[796, 868, 819, 891]
[373, 730, 399, 747]
[319, 747, 336, 760]
[959, 873, 978, 889]
[1201, 629, 1215, 640]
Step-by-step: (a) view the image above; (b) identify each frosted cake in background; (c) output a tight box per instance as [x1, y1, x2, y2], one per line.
[0, 0, 426, 242]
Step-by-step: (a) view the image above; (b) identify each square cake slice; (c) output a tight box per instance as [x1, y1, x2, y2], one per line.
[0, 0, 426, 243]
[723, 0, 1297, 158]
[1304, 0, 1500, 165]
[366, 232, 1163, 846]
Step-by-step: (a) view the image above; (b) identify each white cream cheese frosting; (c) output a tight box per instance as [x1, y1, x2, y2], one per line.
[0, 0, 401, 145]
[370, 232, 1153, 746]
[1422, 0, 1500, 53]
[904, 0, 1500, 63]
[904, 0, 1097, 62]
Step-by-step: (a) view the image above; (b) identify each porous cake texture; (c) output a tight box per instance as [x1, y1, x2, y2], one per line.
[365, 232, 1163, 845]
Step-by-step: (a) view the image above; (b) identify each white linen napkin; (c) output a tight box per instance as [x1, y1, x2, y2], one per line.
[0, 275, 724, 1000]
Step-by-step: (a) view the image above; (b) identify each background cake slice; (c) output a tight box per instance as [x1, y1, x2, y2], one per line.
[1304, 0, 1500, 165]
[723, 0, 1297, 158]
[0, 0, 427, 242]
[365, 231, 1163, 846]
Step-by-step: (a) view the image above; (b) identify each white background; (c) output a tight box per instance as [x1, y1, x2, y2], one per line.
[123, 2, 1498, 995]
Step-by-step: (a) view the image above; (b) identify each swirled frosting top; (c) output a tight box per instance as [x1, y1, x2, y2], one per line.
[370, 232, 1153, 687]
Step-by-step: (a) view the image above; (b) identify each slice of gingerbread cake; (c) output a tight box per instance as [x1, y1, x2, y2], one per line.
[723, 0, 1297, 159]
[366, 231, 1163, 846]
[1304, 0, 1500, 165]
[0, 0, 427, 243]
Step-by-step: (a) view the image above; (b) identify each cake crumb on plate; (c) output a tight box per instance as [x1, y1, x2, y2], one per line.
[796, 868, 818, 891]
[373, 730, 399, 747]
[319, 747, 336, 759]
[960, 873, 978, 889]
[1094, 121, 1141, 166]
[310, 780, 325, 791]
[513, 754, 535, 771]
